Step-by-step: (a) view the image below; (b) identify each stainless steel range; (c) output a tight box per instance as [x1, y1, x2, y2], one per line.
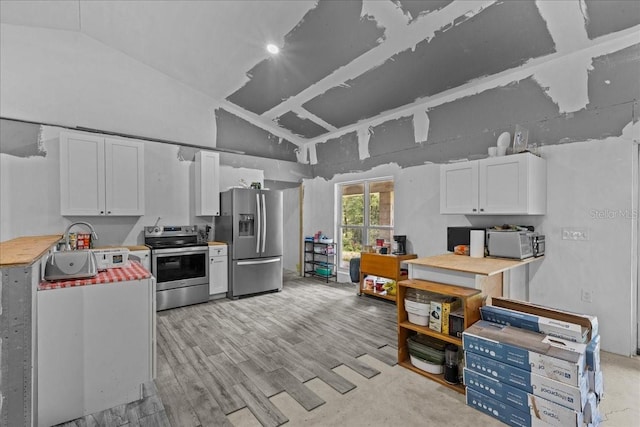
[145, 225, 208, 311]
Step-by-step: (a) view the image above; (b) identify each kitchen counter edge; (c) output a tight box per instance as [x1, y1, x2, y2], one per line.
[405, 253, 543, 276]
[0, 235, 63, 267]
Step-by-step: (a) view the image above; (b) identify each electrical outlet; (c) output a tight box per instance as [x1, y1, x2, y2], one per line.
[562, 228, 589, 241]
[581, 289, 593, 303]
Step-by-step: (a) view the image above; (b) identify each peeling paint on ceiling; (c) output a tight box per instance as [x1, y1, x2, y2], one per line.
[216, 109, 298, 162]
[1, 0, 638, 168]
[226, 0, 385, 115]
[302, 1, 556, 129]
[311, 43, 639, 180]
[394, 0, 454, 22]
[275, 111, 329, 139]
[584, 0, 640, 40]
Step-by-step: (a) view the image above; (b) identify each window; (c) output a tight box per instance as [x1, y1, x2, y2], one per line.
[337, 178, 394, 269]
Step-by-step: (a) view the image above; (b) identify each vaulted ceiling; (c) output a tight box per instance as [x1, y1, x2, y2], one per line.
[1, 0, 639, 151]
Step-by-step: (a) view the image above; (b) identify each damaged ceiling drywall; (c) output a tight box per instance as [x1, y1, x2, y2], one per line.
[1, 0, 639, 170]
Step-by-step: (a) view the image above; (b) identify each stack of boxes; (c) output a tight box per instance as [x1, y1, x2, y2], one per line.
[462, 298, 603, 427]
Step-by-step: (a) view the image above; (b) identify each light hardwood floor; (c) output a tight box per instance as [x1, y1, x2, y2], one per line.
[59, 272, 398, 426]
[155, 272, 397, 427]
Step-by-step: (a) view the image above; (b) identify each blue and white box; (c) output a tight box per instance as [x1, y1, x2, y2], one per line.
[466, 387, 550, 427]
[465, 351, 589, 412]
[463, 320, 586, 386]
[480, 305, 589, 343]
[464, 368, 588, 427]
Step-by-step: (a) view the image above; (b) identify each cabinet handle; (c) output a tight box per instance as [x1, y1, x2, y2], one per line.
[480, 208, 484, 212]
[472, 208, 477, 212]
[107, 211, 112, 214]
[100, 211, 105, 214]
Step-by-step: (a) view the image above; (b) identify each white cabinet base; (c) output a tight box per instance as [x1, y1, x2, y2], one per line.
[37, 279, 154, 427]
[209, 245, 228, 297]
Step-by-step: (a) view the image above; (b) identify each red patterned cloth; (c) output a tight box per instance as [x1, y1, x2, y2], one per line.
[39, 260, 151, 291]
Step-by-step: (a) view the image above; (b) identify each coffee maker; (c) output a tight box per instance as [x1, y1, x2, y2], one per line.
[392, 235, 406, 255]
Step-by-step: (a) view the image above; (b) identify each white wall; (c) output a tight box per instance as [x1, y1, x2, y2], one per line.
[302, 124, 639, 356]
[0, 23, 218, 148]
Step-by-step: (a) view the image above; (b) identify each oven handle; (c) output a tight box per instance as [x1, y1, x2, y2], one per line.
[151, 247, 208, 255]
[237, 257, 280, 266]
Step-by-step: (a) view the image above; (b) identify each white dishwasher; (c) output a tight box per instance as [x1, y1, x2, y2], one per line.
[209, 244, 228, 299]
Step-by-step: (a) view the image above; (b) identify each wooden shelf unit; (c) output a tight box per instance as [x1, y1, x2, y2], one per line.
[358, 252, 417, 302]
[397, 278, 484, 394]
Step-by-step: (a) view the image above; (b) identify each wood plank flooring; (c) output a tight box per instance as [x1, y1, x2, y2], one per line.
[58, 272, 398, 427]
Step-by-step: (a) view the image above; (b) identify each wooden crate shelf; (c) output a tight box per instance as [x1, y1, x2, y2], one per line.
[397, 278, 485, 395]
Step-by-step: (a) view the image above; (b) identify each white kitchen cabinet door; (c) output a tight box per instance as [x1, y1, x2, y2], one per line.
[37, 279, 153, 427]
[440, 161, 479, 214]
[479, 153, 546, 215]
[195, 151, 220, 216]
[60, 131, 145, 216]
[60, 132, 106, 215]
[104, 138, 145, 215]
[209, 245, 228, 297]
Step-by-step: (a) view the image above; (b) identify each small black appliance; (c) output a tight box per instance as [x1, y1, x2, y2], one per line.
[444, 344, 459, 384]
[392, 235, 406, 255]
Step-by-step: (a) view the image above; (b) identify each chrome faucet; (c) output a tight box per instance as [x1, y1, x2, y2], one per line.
[63, 221, 99, 250]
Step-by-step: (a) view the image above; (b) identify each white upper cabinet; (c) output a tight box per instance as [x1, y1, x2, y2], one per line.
[440, 152, 546, 215]
[440, 161, 479, 214]
[60, 131, 145, 216]
[195, 150, 220, 216]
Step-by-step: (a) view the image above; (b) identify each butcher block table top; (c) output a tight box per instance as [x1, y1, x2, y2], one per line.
[0, 235, 62, 267]
[405, 253, 543, 276]
[208, 241, 227, 246]
[39, 260, 151, 291]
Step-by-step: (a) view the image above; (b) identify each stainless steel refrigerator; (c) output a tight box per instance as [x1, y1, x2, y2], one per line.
[215, 188, 283, 298]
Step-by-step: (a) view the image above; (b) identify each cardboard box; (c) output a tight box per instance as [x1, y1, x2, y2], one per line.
[441, 297, 461, 335]
[466, 388, 552, 427]
[428, 298, 443, 333]
[586, 334, 601, 372]
[463, 320, 586, 386]
[464, 368, 589, 427]
[465, 351, 589, 412]
[492, 297, 598, 342]
[481, 305, 589, 343]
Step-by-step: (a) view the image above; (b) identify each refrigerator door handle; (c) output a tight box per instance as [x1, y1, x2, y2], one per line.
[255, 193, 261, 254]
[237, 257, 281, 266]
[261, 193, 267, 253]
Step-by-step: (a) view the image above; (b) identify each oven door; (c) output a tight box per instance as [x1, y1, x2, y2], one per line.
[151, 247, 209, 291]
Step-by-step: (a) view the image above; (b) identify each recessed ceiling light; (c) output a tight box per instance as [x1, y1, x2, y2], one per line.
[266, 44, 279, 54]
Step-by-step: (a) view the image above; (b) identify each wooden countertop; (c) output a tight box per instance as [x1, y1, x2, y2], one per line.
[360, 252, 417, 261]
[208, 241, 227, 246]
[0, 235, 62, 267]
[405, 253, 543, 276]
